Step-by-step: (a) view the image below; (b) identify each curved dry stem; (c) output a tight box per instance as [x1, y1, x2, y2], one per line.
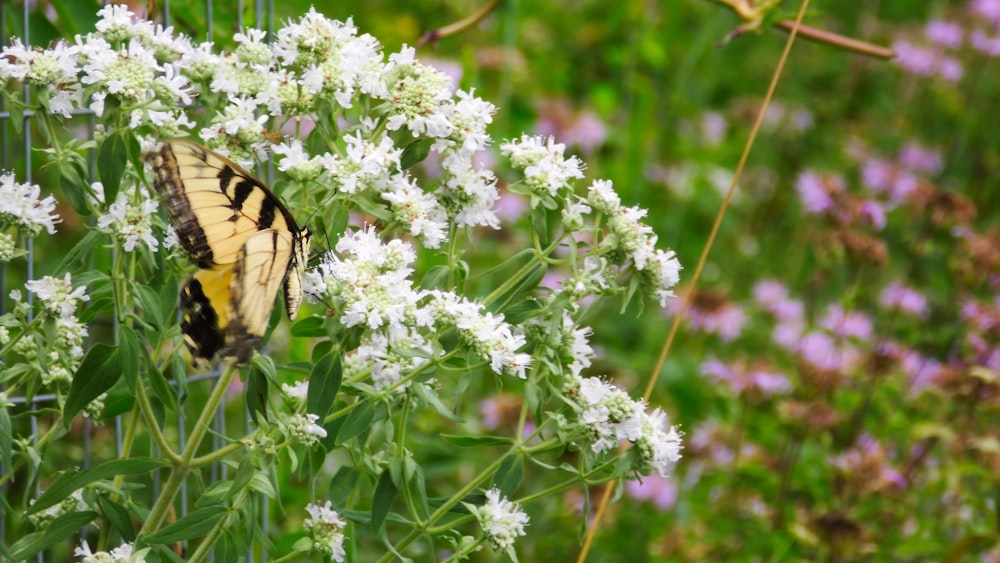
[416, 0, 503, 48]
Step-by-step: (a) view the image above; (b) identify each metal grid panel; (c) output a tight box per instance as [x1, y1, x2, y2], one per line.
[0, 2, 275, 559]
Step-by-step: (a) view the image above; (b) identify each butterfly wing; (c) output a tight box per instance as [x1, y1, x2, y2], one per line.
[148, 139, 311, 364]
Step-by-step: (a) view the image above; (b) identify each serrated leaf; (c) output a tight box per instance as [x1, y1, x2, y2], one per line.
[440, 434, 514, 447]
[143, 505, 228, 544]
[308, 353, 342, 421]
[28, 458, 168, 515]
[64, 344, 121, 423]
[371, 470, 398, 533]
[400, 138, 433, 169]
[98, 133, 128, 205]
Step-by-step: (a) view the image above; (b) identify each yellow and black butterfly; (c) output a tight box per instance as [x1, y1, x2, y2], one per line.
[146, 139, 311, 364]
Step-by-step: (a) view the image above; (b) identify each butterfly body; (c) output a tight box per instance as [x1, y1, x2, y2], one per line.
[147, 140, 310, 364]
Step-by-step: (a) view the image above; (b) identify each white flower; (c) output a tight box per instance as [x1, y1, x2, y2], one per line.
[273, 138, 325, 181]
[343, 331, 432, 391]
[634, 408, 683, 477]
[381, 46, 455, 138]
[381, 174, 448, 248]
[75, 540, 147, 563]
[304, 500, 347, 561]
[469, 489, 529, 552]
[25, 273, 89, 320]
[282, 380, 309, 405]
[0, 172, 61, 236]
[80, 38, 159, 103]
[573, 376, 643, 453]
[319, 133, 401, 194]
[500, 134, 585, 197]
[434, 88, 496, 156]
[428, 291, 531, 378]
[437, 156, 501, 229]
[284, 413, 327, 447]
[96, 187, 161, 252]
[586, 179, 620, 213]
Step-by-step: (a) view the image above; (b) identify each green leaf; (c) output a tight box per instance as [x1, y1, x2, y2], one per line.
[60, 162, 91, 216]
[143, 505, 229, 544]
[0, 403, 11, 471]
[27, 458, 169, 515]
[291, 315, 327, 337]
[335, 400, 376, 445]
[420, 265, 450, 290]
[119, 325, 140, 391]
[64, 344, 121, 424]
[98, 132, 129, 205]
[56, 230, 104, 272]
[440, 434, 514, 447]
[307, 353, 342, 421]
[225, 458, 256, 500]
[147, 360, 179, 413]
[329, 466, 360, 506]
[135, 285, 165, 331]
[400, 138, 433, 169]
[371, 470, 398, 533]
[492, 453, 525, 497]
[98, 495, 136, 542]
[245, 361, 269, 423]
[9, 511, 98, 560]
[412, 384, 462, 423]
[215, 530, 240, 563]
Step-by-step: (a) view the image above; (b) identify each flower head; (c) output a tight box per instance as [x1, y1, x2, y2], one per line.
[304, 500, 347, 561]
[469, 489, 530, 552]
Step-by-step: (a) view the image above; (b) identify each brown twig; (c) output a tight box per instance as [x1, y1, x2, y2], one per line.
[775, 20, 895, 60]
[416, 0, 503, 49]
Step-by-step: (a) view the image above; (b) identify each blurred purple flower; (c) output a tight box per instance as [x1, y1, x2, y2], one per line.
[798, 330, 862, 373]
[626, 474, 677, 510]
[753, 280, 804, 322]
[938, 56, 963, 82]
[971, 0, 1000, 26]
[564, 110, 608, 153]
[795, 170, 840, 214]
[925, 20, 964, 49]
[773, 318, 805, 351]
[893, 40, 939, 76]
[495, 190, 529, 223]
[700, 111, 728, 147]
[820, 304, 873, 340]
[971, 30, 1000, 56]
[879, 282, 929, 317]
[700, 356, 791, 397]
[899, 348, 943, 394]
[859, 199, 887, 230]
[669, 293, 747, 341]
[898, 142, 943, 175]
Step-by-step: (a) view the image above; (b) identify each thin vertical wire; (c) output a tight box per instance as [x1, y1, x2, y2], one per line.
[575, 0, 814, 560]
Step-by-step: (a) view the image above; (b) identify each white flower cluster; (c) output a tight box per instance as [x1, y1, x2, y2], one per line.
[587, 179, 682, 306]
[304, 500, 347, 561]
[282, 412, 328, 447]
[428, 291, 532, 379]
[95, 184, 161, 252]
[0, 171, 61, 239]
[305, 226, 436, 391]
[75, 541, 147, 563]
[567, 375, 683, 477]
[468, 488, 530, 552]
[501, 135, 585, 197]
[10, 274, 90, 387]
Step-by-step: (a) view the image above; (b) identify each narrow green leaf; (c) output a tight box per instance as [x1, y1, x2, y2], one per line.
[143, 505, 229, 544]
[440, 434, 514, 447]
[335, 400, 376, 445]
[492, 453, 525, 497]
[56, 230, 103, 273]
[9, 511, 98, 559]
[98, 496, 136, 542]
[371, 470, 398, 533]
[307, 353, 342, 421]
[64, 344, 121, 423]
[0, 404, 11, 471]
[27, 458, 168, 515]
[98, 132, 128, 204]
[225, 458, 256, 500]
[412, 384, 462, 423]
[147, 360, 178, 413]
[135, 285, 164, 330]
[60, 163, 91, 215]
[215, 530, 239, 563]
[245, 362, 269, 423]
[329, 466, 360, 506]
[400, 138, 433, 169]
[119, 325, 140, 391]
[291, 316, 327, 337]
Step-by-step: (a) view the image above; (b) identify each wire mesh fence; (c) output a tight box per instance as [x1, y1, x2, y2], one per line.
[1, 2, 274, 560]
